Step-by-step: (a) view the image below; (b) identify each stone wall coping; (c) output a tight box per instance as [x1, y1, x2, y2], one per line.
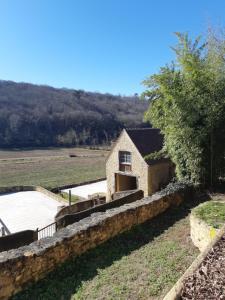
[163, 223, 225, 300]
[0, 189, 179, 264]
[55, 197, 96, 219]
[56, 190, 144, 228]
[35, 186, 67, 205]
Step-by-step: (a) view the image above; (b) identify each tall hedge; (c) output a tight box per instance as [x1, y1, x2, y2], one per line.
[143, 31, 225, 186]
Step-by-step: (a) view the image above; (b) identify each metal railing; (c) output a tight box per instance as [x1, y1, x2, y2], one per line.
[37, 193, 105, 240]
[0, 227, 6, 237]
[37, 222, 56, 240]
[0, 218, 10, 237]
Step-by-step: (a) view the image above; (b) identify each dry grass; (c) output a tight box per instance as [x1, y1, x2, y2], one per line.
[0, 147, 107, 189]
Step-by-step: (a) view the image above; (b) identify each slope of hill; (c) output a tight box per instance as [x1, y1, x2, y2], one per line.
[0, 81, 149, 147]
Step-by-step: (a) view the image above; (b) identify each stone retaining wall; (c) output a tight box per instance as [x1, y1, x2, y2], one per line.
[0, 230, 37, 252]
[112, 189, 136, 200]
[55, 197, 105, 219]
[56, 190, 144, 228]
[35, 186, 67, 204]
[0, 186, 34, 195]
[163, 223, 225, 300]
[0, 186, 192, 300]
[190, 213, 219, 252]
[0, 185, 66, 204]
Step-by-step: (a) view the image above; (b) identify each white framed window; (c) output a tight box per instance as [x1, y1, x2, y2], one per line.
[119, 151, 131, 165]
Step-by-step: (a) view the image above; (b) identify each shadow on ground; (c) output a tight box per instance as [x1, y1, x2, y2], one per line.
[12, 194, 208, 300]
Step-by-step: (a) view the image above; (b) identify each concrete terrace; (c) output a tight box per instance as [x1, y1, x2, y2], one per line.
[0, 191, 63, 233]
[62, 180, 107, 199]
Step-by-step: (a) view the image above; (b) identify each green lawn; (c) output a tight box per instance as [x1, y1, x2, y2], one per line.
[193, 200, 225, 229]
[0, 147, 107, 189]
[12, 203, 199, 300]
[60, 192, 79, 203]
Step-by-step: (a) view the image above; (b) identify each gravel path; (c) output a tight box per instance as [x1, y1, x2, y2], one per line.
[181, 235, 225, 299]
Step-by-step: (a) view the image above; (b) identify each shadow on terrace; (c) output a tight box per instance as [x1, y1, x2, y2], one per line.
[12, 194, 208, 300]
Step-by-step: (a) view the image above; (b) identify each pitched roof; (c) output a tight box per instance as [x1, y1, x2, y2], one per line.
[126, 128, 165, 164]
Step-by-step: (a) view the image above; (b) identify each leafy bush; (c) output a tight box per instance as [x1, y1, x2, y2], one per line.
[158, 180, 192, 196]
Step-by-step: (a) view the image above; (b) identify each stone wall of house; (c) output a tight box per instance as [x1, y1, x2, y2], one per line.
[148, 161, 174, 195]
[106, 130, 149, 201]
[0, 186, 192, 300]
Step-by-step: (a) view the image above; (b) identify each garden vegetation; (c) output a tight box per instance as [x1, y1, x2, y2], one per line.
[143, 29, 225, 186]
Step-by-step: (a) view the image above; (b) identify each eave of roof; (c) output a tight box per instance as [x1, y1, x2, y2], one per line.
[125, 128, 164, 165]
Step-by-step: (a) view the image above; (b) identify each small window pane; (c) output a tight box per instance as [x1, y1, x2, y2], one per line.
[119, 151, 131, 164]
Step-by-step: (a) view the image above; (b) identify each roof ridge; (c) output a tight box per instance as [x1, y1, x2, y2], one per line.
[126, 127, 158, 131]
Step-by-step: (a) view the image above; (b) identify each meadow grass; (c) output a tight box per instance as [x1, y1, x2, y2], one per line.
[59, 192, 79, 203]
[0, 147, 107, 189]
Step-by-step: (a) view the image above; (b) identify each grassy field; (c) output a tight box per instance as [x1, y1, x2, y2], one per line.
[193, 197, 225, 229]
[60, 192, 79, 203]
[0, 147, 107, 189]
[13, 202, 199, 300]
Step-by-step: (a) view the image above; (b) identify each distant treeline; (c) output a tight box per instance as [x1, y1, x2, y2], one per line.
[0, 81, 149, 147]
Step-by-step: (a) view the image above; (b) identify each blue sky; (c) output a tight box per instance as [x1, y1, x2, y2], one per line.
[0, 0, 224, 95]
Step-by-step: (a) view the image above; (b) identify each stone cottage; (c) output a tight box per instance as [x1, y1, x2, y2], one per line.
[106, 128, 174, 201]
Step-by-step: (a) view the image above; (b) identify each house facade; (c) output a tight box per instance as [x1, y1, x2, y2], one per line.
[106, 128, 174, 201]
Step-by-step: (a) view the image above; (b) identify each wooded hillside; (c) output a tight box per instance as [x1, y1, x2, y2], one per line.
[0, 81, 149, 147]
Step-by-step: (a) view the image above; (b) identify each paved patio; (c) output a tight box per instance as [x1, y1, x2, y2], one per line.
[62, 180, 107, 199]
[0, 191, 63, 234]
